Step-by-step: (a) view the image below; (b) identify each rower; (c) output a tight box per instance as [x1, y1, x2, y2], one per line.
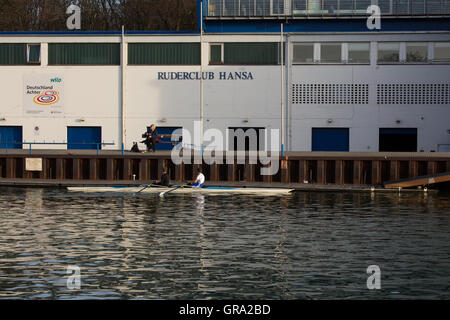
[192, 168, 205, 188]
[154, 167, 170, 187]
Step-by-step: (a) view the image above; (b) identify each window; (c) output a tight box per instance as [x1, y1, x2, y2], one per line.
[293, 43, 314, 63]
[224, 43, 279, 65]
[378, 42, 400, 63]
[0, 43, 35, 65]
[434, 42, 450, 62]
[49, 43, 120, 65]
[27, 44, 41, 64]
[406, 42, 428, 63]
[128, 43, 200, 65]
[210, 43, 223, 64]
[348, 43, 370, 64]
[320, 43, 342, 63]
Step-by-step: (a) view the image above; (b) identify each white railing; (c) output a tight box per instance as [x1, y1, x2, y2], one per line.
[206, 0, 450, 17]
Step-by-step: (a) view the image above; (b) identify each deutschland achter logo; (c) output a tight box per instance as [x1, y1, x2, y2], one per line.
[33, 90, 60, 105]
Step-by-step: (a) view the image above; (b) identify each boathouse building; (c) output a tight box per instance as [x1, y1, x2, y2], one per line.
[0, 0, 449, 153]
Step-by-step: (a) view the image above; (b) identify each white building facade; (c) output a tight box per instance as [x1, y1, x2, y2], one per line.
[0, 0, 449, 152]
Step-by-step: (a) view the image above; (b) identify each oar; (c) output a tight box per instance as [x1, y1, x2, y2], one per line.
[159, 185, 186, 198]
[136, 184, 153, 194]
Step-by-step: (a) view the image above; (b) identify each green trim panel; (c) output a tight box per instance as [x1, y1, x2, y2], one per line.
[48, 43, 120, 65]
[0, 43, 27, 65]
[128, 43, 200, 65]
[224, 43, 279, 65]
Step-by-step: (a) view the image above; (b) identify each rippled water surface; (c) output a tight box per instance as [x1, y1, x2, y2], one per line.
[0, 187, 449, 299]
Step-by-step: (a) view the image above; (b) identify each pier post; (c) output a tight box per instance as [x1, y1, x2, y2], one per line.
[175, 164, 184, 182]
[446, 160, 450, 173]
[353, 160, 363, 184]
[227, 164, 236, 182]
[335, 160, 344, 184]
[390, 161, 399, 181]
[107, 159, 115, 180]
[409, 160, 419, 178]
[280, 158, 289, 183]
[371, 160, 381, 185]
[317, 160, 326, 184]
[210, 163, 219, 182]
[72, 159, 81, 180]
[139, 159, 150, 181]
[89, 159, 98, 180]
[427, 161, 437, 175]
[56, 159, 64, 179]
[5, 158, 15, 179]
[39, 158, 48, 179]
[299, 160, 307, 183]
[245, 163, 255, 182]
[123, 159, 132, 180]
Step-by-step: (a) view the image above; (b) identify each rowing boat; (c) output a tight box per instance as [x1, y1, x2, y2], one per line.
[67, 186, 294, 195]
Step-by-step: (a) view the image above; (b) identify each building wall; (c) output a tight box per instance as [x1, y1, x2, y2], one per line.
[0, 33, 449, 152]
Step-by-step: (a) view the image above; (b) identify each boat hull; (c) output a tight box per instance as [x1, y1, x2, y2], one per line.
[67, 186, 294, 195]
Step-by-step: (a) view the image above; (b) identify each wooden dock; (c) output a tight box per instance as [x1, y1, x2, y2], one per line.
[0, 150, 449, 189]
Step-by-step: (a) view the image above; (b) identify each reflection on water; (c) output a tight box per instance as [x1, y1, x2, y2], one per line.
[0, 187, 449, 300]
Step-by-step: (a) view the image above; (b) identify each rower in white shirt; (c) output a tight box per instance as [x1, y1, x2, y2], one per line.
[192, 168, 205, 188]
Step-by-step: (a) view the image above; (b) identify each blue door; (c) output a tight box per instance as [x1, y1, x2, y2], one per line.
[0, 126, 23, 149]
[312, 128, 349, 152]
[67, 127, 102, 150]
[148, 127, 182, 151]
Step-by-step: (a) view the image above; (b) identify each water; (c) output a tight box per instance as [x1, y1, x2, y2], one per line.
[0, 187, 449, 300]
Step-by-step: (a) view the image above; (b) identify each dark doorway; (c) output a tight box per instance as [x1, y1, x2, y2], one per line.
[379, 128, 417, 152]
[228, 127, 265, 151]
[312, 128, 349, 152]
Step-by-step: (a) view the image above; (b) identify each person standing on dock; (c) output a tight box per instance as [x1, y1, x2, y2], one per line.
[141, 124, 158, 152]
[192, 168, 205, 188]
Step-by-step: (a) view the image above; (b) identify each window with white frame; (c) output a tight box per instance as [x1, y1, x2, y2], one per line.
[27, 44, 41, 64]
[320, 43, 342, 63]
[406, 42, 428, 63]
[293, 43, 314, 63]
[433, 42, 450, 62]
[210, 43, 224, 64]
[378, 42, 400, 63]
[348, 42, 370, 64]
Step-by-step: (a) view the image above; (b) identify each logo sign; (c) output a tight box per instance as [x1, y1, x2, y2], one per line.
[24, 75, 64, 117]
[367, 265, 381, 290]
